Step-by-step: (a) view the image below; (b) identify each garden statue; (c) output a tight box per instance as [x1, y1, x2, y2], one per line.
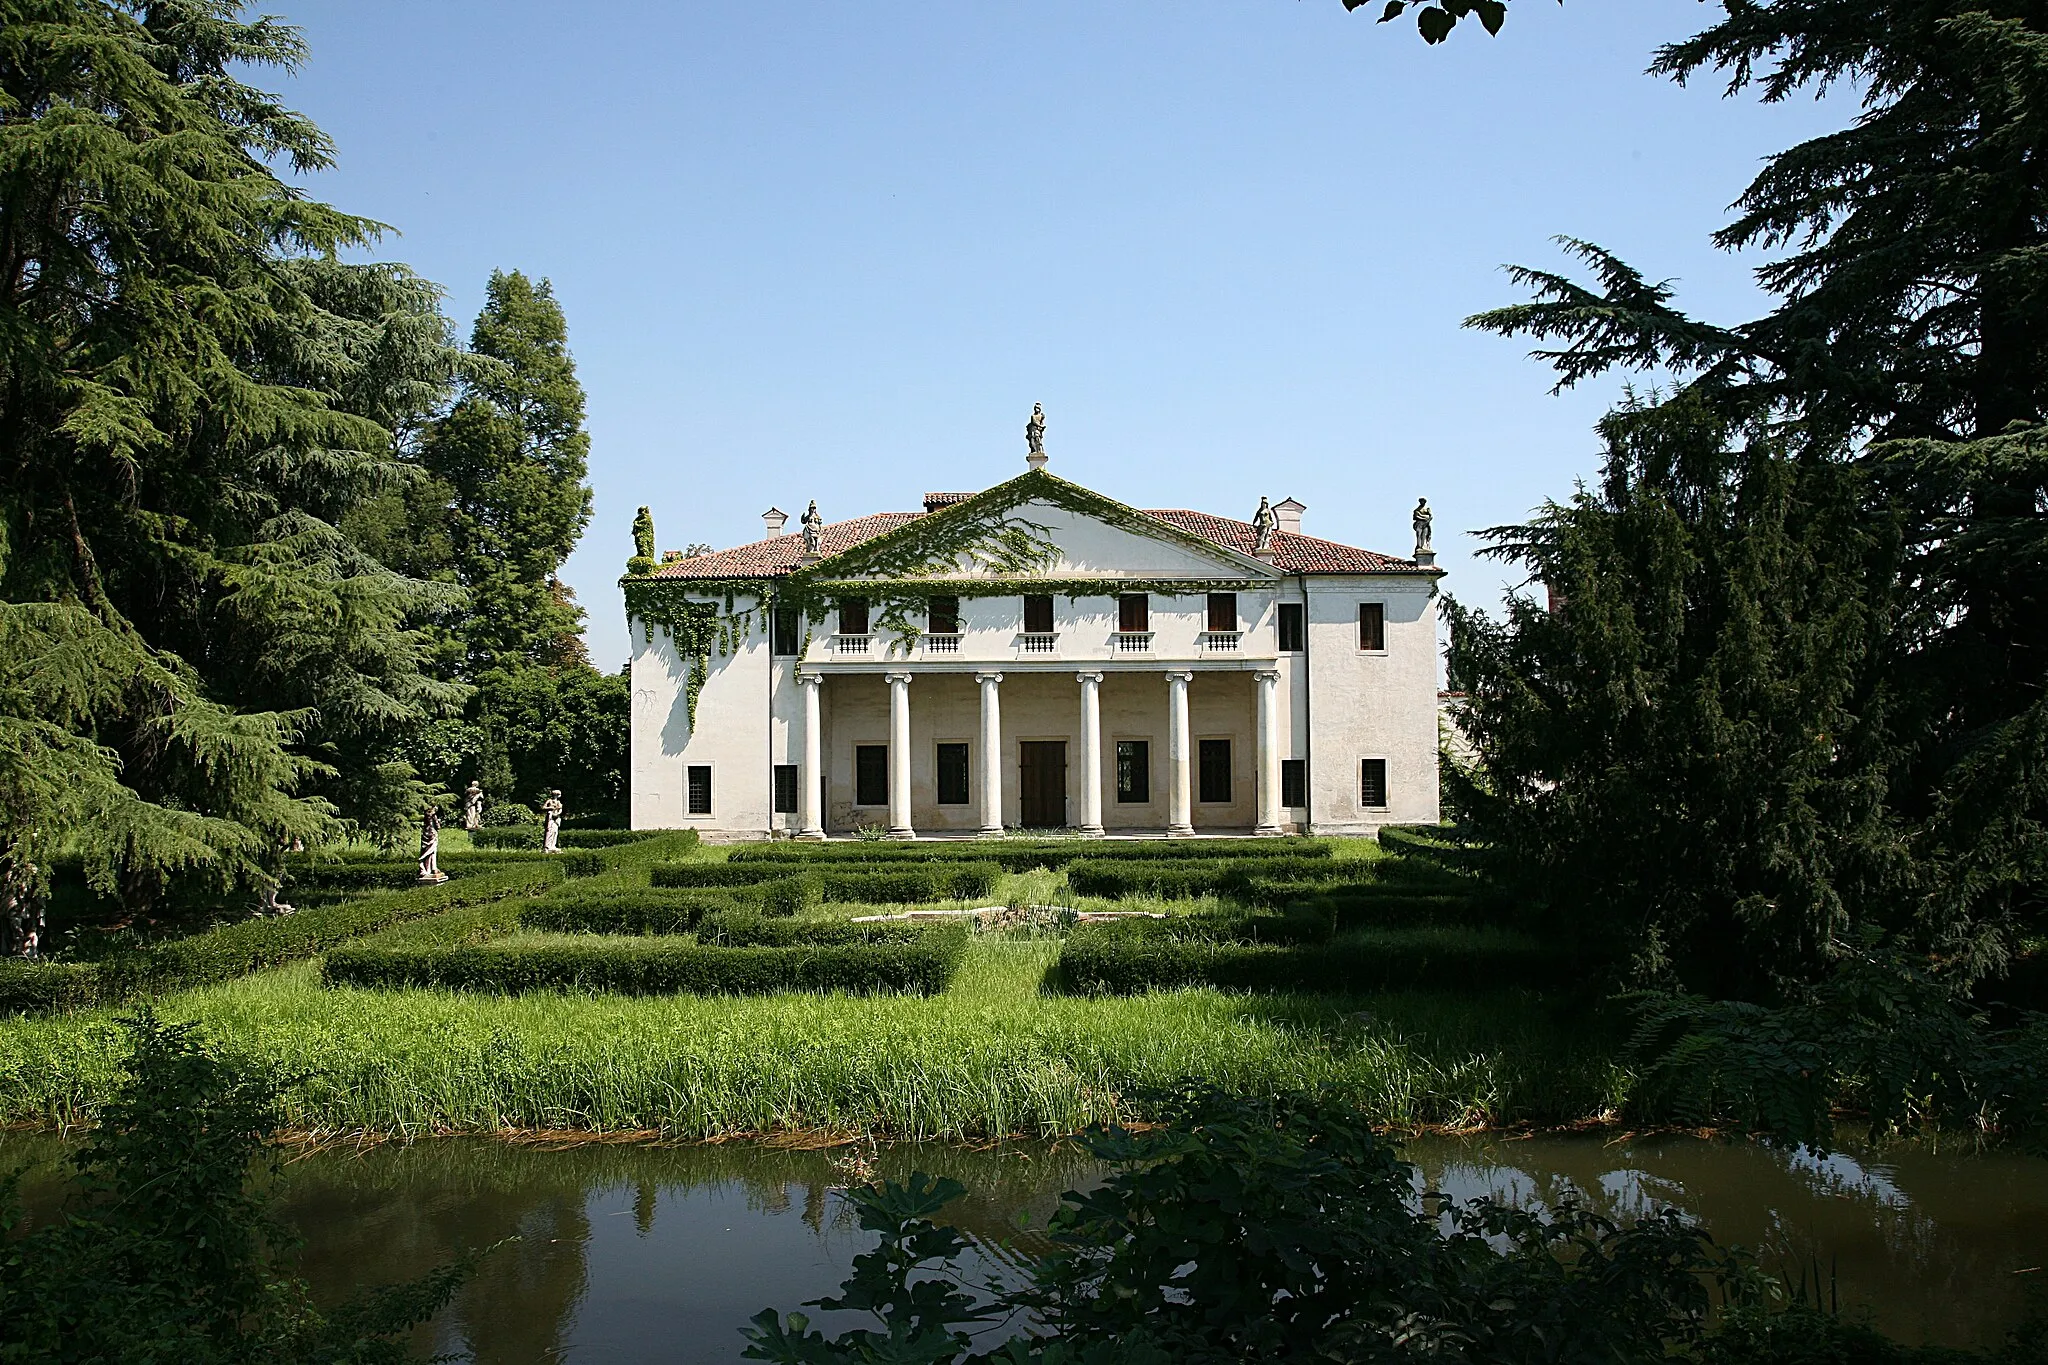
[258, 881, 294, 917]
[1, 838, 43, 958]
[1251, 496, 1278, 558]
[1412, 497, 1433, 557]
[800, 501, 823, 557]
[1025, 402, 1046, 455]
[627, 506, 657, 576]
[418, 804, 447, 883]
[463, 780, 485, 831]
[541, 789, 565, 853]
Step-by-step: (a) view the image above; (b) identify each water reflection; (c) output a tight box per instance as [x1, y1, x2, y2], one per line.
[4, 1131, 2044, 1360]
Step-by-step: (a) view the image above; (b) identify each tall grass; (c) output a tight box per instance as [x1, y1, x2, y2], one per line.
[0, 941, 1625, 1139]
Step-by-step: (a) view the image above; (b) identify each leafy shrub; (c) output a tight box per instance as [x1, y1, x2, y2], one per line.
[1376, 823, 1485, 870]
[727, 839, 1334, 872]
[0, 1014, 470, 1363]
[652, 862, 816, 889]
[0, 863, 566, 1015]
[281, 849, 556, 893]
[519, 889, 740, 936]
[482, 801, 536, 827]
[813, 863, 998, 904]
[696, 909, 933, 948]
[1066, 857, 1347, 901]
[322, 923, 969, 996]
[469, 826, 541, 849]
[472, 827, 658, 850]
[1057, 924, 1555, 995]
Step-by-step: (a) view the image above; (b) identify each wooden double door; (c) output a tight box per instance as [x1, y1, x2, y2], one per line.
[1017, 741, 1067, 829]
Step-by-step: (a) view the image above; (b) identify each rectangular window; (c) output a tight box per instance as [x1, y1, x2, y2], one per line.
[936, 743, 970, 805]
[855, 745, 889, 806]
[1277, 602, 1305, 652]
[1115, 740, 1150, 803]
[1206, 592, 1237, 631]
[771, 608, 802, 656]
[928, 595, 959, 635]
[1360, 758, 1389, 809]
[839, 598, 870, 636]
[686, 765, 713, 815]
[1118, 594, 1149, 632]
[1198, 739, 1232, 804]
[1281, 758, 1306, 809]
[772, 764, 799, 814]
[1358, 603, 1386, 651]
[1022, 594, 1055, 634]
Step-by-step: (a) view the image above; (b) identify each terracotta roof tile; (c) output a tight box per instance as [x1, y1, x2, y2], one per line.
[643, 501, 1421, 581]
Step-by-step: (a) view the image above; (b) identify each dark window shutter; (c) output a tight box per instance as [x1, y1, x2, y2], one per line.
[1116, 740, 1150, 803]
[1358, 603, 1385, 651]
[839, 598, 870, 636]
[855, 745, 889, 806]
[928, 596, 959, 635]
[1280, 759, 1306, 808]
[771, 609, 802, 656]
[1198, 740, 1232, 803]
[1206, 593, 1237, 631]
[1360, 758, 1388, 808]
[1119, 594, 1149, 632]
[772, 765, 799, 813]
[1278, 603, 1305, 652]
[1022, 595, 1054, 633]
[936, 743, 970, 804]
[687, 765, 713, 815]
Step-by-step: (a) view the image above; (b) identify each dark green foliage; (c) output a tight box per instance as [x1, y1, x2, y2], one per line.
[322, 924, 969, 997]
[1444, 395, 1907, 998]
[0, 863, 562, 1014]
[1064, 856, 1347, 901]
[744, 1088, 1738, 1364]
[1057, 923, 1555, 995]
[654, 862, 819, 889]
[0, 3, 476, 913]
[281, 849, 554, 893]
[726, 839, 1332, 872]
[652, 861, 997, 904]
[518, 889, 733, 936]
[1628, 931, 2048, 1148]
[696, 910, 935, 948]
[470, 826, 654, 850]
[465, 663, 630, 823]
[0, 1012, 469, 1363]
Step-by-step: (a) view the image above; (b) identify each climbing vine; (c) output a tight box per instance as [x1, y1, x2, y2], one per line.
[621, 470, 1285, 721]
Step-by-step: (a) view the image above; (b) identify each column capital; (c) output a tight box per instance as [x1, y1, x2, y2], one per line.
[1074, 670, 1105, 684]
[974, 670, 1005, 685]
[884, 670, 915, 685]
[1253, 669, 1281, 684]
[1163, 670, 1195, 685]
[796, 672, 825, 689]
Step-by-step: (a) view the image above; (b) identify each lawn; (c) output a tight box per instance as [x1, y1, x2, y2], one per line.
[0, 840, 1630, 1140]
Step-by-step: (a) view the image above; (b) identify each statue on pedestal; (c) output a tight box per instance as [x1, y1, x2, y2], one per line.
[418, 804, 447, 883]
[627, 506, 657, 576]
[1412, 497, 1433, 557]
[463, 780, 485, 832]
[541, 789, 565, 854]
[1025, 403, 1047, 456]
[1251, 496, 1278, 558]
[800, 501, 823, 558]
[2, 836, 44, 958]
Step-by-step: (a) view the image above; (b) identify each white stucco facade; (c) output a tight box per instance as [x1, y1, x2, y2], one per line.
[627, 469, 1441, 839]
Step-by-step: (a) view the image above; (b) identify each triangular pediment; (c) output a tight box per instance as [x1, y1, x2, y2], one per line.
[813, 470, 1278, 584]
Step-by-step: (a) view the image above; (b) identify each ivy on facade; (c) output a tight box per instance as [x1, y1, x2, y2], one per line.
[621, 470, 1280, 723]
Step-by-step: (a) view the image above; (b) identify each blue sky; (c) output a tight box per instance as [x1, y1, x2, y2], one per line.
[273, 0, 1845, 670]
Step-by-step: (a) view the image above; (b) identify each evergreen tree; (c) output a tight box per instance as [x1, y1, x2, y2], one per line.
[424, 270, 593, 674]
[0, 2, 468, 917]
[1462, 1, 2048, 985]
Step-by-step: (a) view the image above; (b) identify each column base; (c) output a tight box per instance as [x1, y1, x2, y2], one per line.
[796, 829, 826, 841]
[1078, 825, 1105, 838]
[1167, 824, 1195, 838]
[888, 828, 917, 840]
[1253, 824, 1284, 837]
[977, 826, 1005, 839]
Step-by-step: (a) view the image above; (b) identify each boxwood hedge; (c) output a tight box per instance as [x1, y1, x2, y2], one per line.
[727, 838, 1332, 872]
[322, 923, 968, 996]
[1057, 924, 1555, 995]
[650, 862, 998, 904]
[1064, 857, 1351, 901]
[470, 827, 670, 851]
[518, 888, 742, 936]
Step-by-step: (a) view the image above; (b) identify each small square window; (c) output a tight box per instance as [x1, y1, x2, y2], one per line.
[771, 608, 802, 656]
[1277, 603, 1305, 652]
[686, 765, 713, 815]
[839, 598, 870, 636]
[1115, 740, 1150, 803]
[1360, 758, 1389, 809]
[1206, 593, 1236, 631]
[928, 595, 959, 635]
[772, 764, 799, 814]
[1358, 603, 1386, 652]
[1118, 594, 1149, 632]
[855, 745, 889, 807]
[1022, 594, 1054, 634]
[1280, 759, 1306, 808]
[1198, 739, 1232, 804]
[936, 743, 970, 805]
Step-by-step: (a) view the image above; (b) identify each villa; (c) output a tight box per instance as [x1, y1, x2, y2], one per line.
[624, 447, 1442, 838]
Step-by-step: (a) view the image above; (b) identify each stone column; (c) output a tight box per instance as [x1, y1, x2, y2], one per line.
[976, 671, 1004, 837]
[797, 674, 825, 840]
[1165, 670, 1194, 837]
[886, 670, 915, 839]
[1076, 671, 1105, 837]
[1254, 669, 1282, 836]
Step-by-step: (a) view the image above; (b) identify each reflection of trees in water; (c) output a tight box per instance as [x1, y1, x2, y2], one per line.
[1402, 1135, 2048, 1349]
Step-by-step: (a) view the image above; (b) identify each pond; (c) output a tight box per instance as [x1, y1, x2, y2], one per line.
[4, 1130, 2045, 1361]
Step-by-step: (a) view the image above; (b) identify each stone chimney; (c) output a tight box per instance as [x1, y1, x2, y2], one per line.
[762, 506, 788, 537]
[1273, 497, 1305, 536]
